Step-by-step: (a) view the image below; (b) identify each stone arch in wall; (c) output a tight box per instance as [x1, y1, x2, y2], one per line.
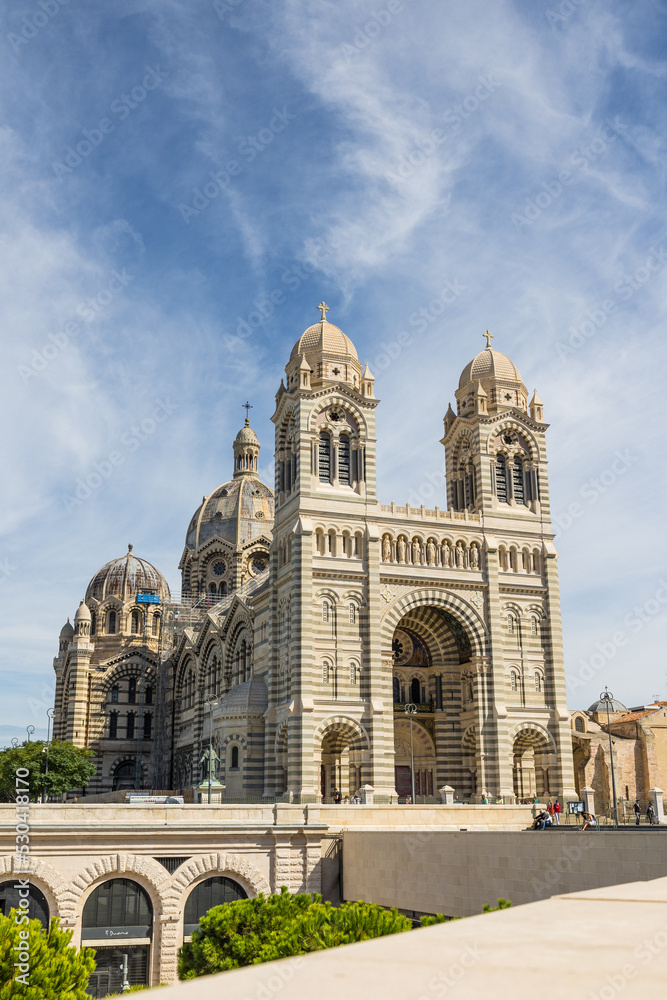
[0, 856, 69, 923]
[313, 716, 370, 802]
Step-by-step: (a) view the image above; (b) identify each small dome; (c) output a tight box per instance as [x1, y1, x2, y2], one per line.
[587, 696, 628, 714]
[86, 544, 170, 603]
[290, 318, 358, 363]
[186, 478, 274, 550]
[218, 676, 268, 716]
[74, 600, 91, 622]
[235, 420, 259, 446]
[59, 618, 74, 639]
[459, 347, 523, 389]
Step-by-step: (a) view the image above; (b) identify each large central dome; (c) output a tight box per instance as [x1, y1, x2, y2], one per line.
[185, 477, 274, 550]
[458, 347, 523, 389]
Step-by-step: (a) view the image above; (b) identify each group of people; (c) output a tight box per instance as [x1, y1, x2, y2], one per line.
[532, 799, 561, 830]
[331, 788, 362, 805]
[634, 800, 656, 825]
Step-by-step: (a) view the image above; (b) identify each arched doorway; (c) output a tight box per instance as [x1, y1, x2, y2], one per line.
[183, 876, 247, 938]
[82, 879, 152, 996]
[389, 603, 477, 799]
[512, 728, 553, 801]
[0, 881, 49, 928]
[316, 719, 369, 802]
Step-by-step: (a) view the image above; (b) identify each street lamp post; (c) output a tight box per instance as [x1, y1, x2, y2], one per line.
[405, 703, 417, 804]
[600, 687, 619, 828]
[42, 708, 55, 803]
[204, 697, 218, 805]
[26, 726, 35, 742]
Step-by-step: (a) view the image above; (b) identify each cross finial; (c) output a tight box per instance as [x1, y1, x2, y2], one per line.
[242, 400, 253, 425]
[483, 330, 494, 349]
[317, 301, 330, 321]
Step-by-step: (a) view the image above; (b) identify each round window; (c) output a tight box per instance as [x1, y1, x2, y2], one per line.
[213, 561, 226, 577]
[251, 558, 267, 575]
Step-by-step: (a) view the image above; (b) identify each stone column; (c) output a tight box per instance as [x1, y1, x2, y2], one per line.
[439, 785, 455, 804]
[542, 545, 577, 799]
[581, 786, 595, 815]
[649, 788, 665, 825]
[367, 522, 398, 802]
[483, 540, 514, 798]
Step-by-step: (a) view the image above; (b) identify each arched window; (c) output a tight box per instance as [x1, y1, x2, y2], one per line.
[231, 745, 239, 769]
[410, 678, 421, 704]
[183, 877, 247, 937]
[209, 582, 217, 597]
[0, 881, 49, 929]
[131, 610, 140, 634]
[220, 582, 227, 597]
[575, 717, 585, 733]
[495, 455, 508, 503]
[143, 713, 152, 738]
[152, 613, 160, 636]
[128, 677, 137, 704]
[126, 713, 135, 739]
[82, 878, 152, 938]
[393, 677, 400, 703]
[109, 712, 118, 739]
[111, 685, 119, 703]
[90, 612, 96, 636]
[339, 434, 351, 484]
[513, 457, 525, 505]
[319, 432, 331, 483]
[112, 761, 137, 792]
[107, 610, 117, 634]
[145, 685, 153, 705]
[534, 672, 542, 693]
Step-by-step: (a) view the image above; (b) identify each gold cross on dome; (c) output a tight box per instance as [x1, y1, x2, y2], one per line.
[483, 330, 494, 349]
[318, 301, 330, 321]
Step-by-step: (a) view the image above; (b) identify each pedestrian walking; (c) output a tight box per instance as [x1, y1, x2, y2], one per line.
[634, 800, 641, 826]
[647, 802, 655, 825]
[547, 800, 555, 823]
[554, 799, 561, 825]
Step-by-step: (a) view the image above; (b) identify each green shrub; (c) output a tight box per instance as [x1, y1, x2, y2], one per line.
[178, 887, 412, 979]
[482, 898, 512, 912]
[0, 911, 96, 999]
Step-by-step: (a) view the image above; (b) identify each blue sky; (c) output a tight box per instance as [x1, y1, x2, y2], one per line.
[1, 0, 666, 740]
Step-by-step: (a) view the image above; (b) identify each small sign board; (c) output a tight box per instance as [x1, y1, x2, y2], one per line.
[137, 593, 160, 605]
[568, 800, 585, 814]
[82, 926, 151, 940]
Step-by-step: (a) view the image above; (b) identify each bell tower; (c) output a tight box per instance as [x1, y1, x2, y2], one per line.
[265, 304, 394, 803]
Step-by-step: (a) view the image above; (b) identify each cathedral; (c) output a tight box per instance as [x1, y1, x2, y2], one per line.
[52, 306, 577, 804]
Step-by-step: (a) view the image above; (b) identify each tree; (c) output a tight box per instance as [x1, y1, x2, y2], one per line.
[0, 911, 96, 999]
[0, 741, 97, 801]
[178, 887, 412, 979]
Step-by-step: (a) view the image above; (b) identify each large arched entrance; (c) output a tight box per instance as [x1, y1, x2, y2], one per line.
[388, 599, 481, 801]
[316, 718, 369, 802]
[183, 876, 247, 939]
[0, 881, 49, 928]
[511, 727, 553, 801]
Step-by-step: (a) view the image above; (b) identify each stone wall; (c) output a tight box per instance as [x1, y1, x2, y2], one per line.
[341, 829, 667, 916]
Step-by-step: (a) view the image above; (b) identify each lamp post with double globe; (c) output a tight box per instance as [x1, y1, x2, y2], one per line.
[404, 703, 417, 803]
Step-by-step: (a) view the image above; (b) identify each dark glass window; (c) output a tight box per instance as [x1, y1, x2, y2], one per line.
[319, 432, 331, 483]
[128, 678, 137, 704]
[111, 686, 118, 703]
[143, 713, 152, 738]
[338, 434, 350, 485]
[410, 678, 421, 704]
[0, 881, 49, 928]
[90, 613, 96, 636]
[126, 713, 135, 739]
[183, 877, 246, 937]
[82, 879, 152, 935]
[152, 614, 159, 636]
[108, 611, 116, 634]
[109, 712, 118, 739]
[393, 677, 400, 703]
[131, 611, 140, 634]
[231, 745, 239, 769]
[145, 686, 153, 706]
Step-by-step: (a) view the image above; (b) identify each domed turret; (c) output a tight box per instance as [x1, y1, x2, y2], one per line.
[233, 411, 260, 478]
[74, 600, 92, 638]
[85, 544, 170, 603]
[60, 618, 74, 641]
[456, 331, 528, 416]
[285, 303, 363, 392]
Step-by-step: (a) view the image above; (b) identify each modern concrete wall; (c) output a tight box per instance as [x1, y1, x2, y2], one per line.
[342, 829, 667, 916]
